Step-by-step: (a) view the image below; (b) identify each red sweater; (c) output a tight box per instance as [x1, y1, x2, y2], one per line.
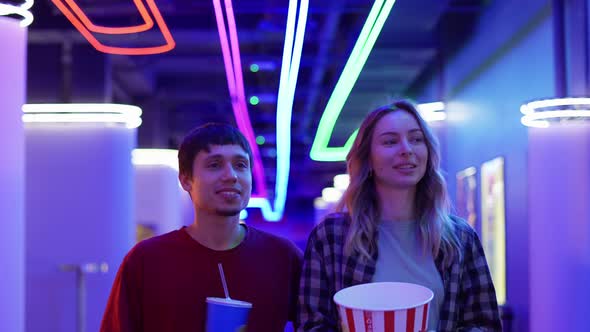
[100, 226, 302, 332]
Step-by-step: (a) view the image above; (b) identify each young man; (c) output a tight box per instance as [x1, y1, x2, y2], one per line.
[100, 123, 302, 332]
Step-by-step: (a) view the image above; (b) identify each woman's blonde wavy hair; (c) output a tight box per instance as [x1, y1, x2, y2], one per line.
[335, 100, 462, 268]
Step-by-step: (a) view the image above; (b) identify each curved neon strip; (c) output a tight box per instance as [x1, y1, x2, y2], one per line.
[0, 0, 34, 27]
[50, 0, 174, 55]
[212, 0, 267, 199]
[63, 0, 153, 34]
[309, 0, 397, 162]
[266, 0, 308, 221]
[132, 149, 178, 171]
[213, 0, 307, 221]
[22, 103, 142, 129]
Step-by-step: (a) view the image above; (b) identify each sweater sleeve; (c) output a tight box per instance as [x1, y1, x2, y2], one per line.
[100, 247, 144, 332]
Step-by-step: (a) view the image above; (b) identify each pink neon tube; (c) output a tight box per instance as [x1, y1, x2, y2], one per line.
[212, 0, 267, 198]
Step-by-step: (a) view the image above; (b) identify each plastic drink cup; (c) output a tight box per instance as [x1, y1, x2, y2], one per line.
[205, 297, 252, 332]
[333, 282, 434, 332]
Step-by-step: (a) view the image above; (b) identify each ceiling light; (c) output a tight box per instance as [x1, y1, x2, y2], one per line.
[520, 97, 590, 128]
[249, 95, 259, 105]
[22, 103, 142, 129]
[0, 0, 34, 27]
[255, 135, 265, 145]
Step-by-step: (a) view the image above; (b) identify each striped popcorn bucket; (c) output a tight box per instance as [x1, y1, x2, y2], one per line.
[333, 282, 434, 332]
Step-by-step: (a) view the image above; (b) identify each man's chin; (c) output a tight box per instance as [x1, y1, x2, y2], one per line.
[215, 209, 242, 217]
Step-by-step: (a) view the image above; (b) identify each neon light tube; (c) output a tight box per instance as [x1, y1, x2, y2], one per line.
[267, 0, 308, 220]
[132, 149, 178, 171]
[309, 0, 397, 162]
[63, 0, 153, 34]
[520, 97, 590, 128]
[212, 0, 308, 221]
[0, 0, 34, 27]
[22, 103, 142, 129]
[50, 0, 175, 55]
[212, 0, 268, 200]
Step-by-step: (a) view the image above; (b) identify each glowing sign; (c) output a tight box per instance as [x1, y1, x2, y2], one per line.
[22, 103, 142, 129]
[0, 0, 34, 27]
[480, 157, 506, 305]
[50, 0, 174, 55]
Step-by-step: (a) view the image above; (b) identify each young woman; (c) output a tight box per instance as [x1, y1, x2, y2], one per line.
[297, 100, 502, 331]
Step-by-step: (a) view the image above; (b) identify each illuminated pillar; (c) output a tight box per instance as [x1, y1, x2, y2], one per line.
[0, 16, 26, 332]
[24, 105, 138, 332]
[132, 149, 185, 240]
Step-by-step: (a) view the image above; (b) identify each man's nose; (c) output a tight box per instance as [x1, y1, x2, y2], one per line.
[222, 164, 238, 181]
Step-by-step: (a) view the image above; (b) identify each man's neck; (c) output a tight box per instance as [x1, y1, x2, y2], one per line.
[186, 214, 245, 251]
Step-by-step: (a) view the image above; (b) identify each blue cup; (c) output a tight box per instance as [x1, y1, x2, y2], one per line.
[206, 297, 252, 332]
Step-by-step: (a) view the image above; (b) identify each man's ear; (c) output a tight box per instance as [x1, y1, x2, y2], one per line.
[179, 173, 192, 192]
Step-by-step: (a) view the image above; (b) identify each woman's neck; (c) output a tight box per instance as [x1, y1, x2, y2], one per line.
[376, 186, 416, 222]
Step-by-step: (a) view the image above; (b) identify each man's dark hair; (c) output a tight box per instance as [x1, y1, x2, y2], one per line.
[178, 123, 253, 177]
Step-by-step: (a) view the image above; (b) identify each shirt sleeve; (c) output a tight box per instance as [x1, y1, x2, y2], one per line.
[457, 229, 503, 331]
[296, 225, 339, 332]
[100, 248, 143, 332]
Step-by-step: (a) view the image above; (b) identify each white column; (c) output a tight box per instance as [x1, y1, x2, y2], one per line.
[529, 124, 590, 332]
[135, 164, 184, 237]
[25, 119, 136, 332]
[0, 16, 26, 332]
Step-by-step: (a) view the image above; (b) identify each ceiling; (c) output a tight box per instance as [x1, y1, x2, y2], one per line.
[25, 0, 487, 217]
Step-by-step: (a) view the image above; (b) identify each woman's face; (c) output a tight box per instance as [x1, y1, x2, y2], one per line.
[369, 110, 429, 191]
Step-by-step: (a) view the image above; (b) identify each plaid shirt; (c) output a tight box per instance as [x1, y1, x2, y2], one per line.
[296, 213, 502, 332]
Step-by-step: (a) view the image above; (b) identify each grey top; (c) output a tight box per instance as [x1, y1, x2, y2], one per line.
[372, 220, 445, 331]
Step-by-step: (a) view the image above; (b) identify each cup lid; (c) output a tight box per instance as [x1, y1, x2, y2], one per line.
[206, 297, 253, 308]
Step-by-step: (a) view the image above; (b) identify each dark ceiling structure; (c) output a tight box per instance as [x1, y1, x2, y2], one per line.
[25, 0, 487, 218]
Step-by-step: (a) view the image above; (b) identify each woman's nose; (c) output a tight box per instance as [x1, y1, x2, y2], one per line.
[399, 139, 413, 155]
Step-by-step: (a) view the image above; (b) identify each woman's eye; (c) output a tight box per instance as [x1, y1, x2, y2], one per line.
[208, 163, 220, 168]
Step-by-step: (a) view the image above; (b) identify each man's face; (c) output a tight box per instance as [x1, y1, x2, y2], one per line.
[180, 144, 252, 217]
